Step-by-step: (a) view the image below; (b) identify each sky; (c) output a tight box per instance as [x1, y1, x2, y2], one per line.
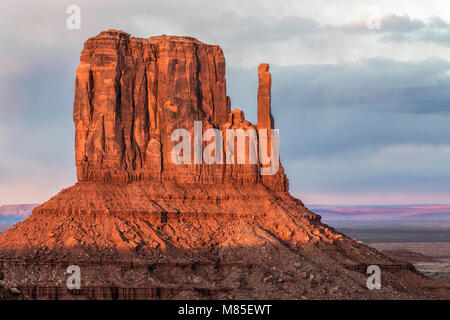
[1, 0, 450, 205]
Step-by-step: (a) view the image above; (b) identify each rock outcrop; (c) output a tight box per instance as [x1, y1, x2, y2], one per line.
[74, 30, 286, 191]
[0, 30, 448, 300]
[257, 63, 274, 130]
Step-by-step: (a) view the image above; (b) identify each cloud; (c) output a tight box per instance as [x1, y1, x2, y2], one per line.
[343, 14, 426, 34]
[273, 59, 450, 114]
[286, 143, 450, 196]
[377, 15, 450, 47]
[380, 14, 426, 32]
[228, 58, 450, 129]
[227, 59, 450, 201]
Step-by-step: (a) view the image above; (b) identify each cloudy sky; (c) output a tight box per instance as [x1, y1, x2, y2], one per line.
[1, 0, 450, 205]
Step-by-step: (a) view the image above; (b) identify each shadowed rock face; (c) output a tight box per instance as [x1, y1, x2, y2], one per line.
[0, 30, 448, 300]
[74, 30, 287, 191]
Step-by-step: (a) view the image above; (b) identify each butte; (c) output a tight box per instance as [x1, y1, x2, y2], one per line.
[0, 30, 448, 300]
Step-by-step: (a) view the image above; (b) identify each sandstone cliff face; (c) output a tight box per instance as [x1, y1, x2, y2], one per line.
[74, 30, 287, 191]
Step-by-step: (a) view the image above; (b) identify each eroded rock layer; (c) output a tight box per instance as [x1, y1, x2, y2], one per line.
[1, 182, 448, 299]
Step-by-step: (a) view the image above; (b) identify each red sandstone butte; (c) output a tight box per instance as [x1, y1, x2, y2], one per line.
[0, 30, 448, 300]
[73, 31, 286, 190]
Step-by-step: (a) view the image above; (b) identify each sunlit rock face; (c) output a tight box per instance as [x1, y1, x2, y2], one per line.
[73, 30, 287, 191]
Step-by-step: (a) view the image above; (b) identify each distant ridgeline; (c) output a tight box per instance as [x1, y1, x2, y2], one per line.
[310, 204, 450, 221]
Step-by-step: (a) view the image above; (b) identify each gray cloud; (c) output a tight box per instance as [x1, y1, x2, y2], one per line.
[343, 14, 426, 34]
[380, 14, 426, 33]
[378, 15, 450, 46]
[229, 59, 450, 118]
